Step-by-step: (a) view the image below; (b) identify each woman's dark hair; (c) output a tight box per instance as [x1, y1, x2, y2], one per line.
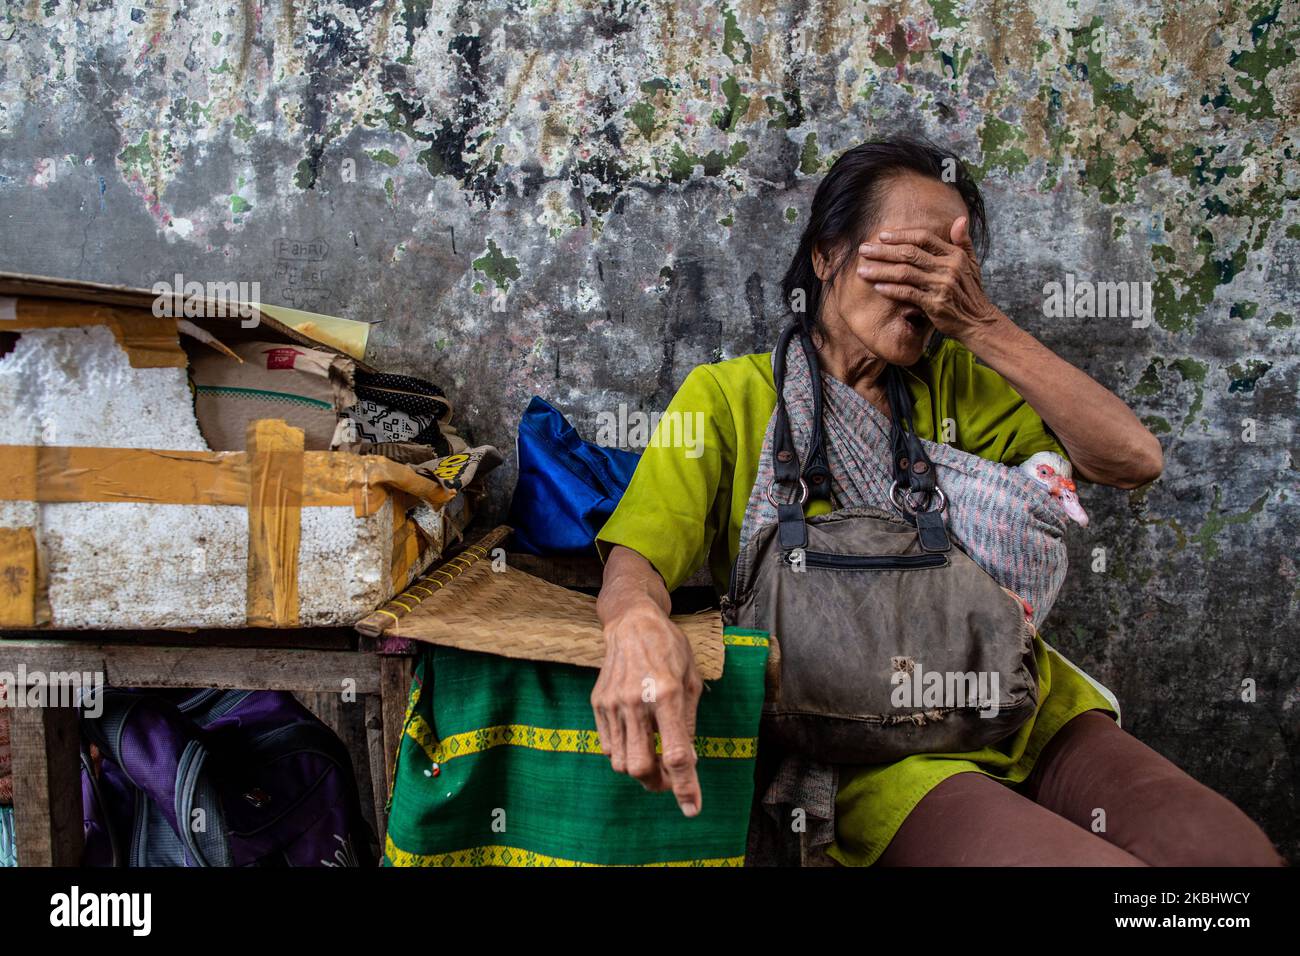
[781, 135, 988, 333]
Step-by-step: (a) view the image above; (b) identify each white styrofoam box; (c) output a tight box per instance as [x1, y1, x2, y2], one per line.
[0, 320, 451, 629]
[0, 325, 208, 449]
[1, 498, 402, 629]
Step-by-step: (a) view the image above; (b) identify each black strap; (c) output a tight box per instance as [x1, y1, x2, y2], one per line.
[772, 323, 832, 501]
[770, 320, 950, 554]
[885, 365, 950, 553]
[770, 323, 810, 551]
[771, 322, 803, 490]
[886, 365, 936, 498]
[794, 332, 833, 500]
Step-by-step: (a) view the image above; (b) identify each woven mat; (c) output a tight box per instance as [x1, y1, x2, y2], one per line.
[357, 526, 725, 680]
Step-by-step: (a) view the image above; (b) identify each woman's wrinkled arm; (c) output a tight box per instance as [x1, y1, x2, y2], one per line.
[859, 219, 1163, 489]
[591, 544, 703, 817]
[960, 316, 1164, 489]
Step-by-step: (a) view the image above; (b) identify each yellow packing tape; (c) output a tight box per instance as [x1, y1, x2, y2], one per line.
[246, 419, 303, 628]
[0, 297, 187, 368]
[0, 443, 455, 516]
[0, 527, 38, 627]
[389, 494, 424, 591]
[0, 424, 457, 629]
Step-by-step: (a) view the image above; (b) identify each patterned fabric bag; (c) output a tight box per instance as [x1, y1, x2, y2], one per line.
[343, 370, 453, 454]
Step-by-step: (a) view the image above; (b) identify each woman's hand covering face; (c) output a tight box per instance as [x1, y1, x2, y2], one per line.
[851, 214, 1164, 488]
[855, 216, 1000, 345]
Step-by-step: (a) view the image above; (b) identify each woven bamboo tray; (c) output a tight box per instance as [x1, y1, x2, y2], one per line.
[355, 525, 726, 679]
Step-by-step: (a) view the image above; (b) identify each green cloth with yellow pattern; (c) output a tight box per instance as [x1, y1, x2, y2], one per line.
[597, 334, 1118, 866]
[383, 630, 770, 867]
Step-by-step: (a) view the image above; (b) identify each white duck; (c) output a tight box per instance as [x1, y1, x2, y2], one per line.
[1021, 451, 1089, 527]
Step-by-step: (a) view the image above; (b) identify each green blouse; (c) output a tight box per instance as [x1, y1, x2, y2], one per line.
[596, 333, 1118, 867]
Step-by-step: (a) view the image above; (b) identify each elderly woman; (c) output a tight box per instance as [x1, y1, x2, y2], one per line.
[591, 137, 1283, 866]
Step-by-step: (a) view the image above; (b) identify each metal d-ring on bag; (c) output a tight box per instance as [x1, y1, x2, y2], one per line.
[722, 321, 1042, 764]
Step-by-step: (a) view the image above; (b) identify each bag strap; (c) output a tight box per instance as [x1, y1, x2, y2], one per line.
[885, 365, 951, 553]
[771, 323, 812, 551]
[771, 321, 951, 553]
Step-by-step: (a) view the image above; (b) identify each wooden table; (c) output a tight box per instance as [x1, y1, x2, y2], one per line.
[0, 626, 415, 866]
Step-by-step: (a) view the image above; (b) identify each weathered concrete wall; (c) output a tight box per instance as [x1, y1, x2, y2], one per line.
[1, 1, 1296, 859]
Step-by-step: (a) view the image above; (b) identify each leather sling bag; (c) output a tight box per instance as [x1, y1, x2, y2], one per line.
[722, 323, 1039, 764]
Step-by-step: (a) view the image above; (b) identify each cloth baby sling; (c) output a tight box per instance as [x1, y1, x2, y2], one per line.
[724, 320, 1073, 764]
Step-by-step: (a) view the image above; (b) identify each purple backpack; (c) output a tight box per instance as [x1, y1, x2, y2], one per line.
[81, 688, 375, 867]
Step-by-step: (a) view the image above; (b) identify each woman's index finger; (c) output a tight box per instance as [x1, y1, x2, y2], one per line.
[654, 696, 702, 817]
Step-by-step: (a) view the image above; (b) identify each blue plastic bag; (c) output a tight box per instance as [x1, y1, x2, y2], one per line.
[508, 396, 640, 555]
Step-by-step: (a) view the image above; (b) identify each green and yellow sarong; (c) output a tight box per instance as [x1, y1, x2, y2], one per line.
[383, 628, 769, 867]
